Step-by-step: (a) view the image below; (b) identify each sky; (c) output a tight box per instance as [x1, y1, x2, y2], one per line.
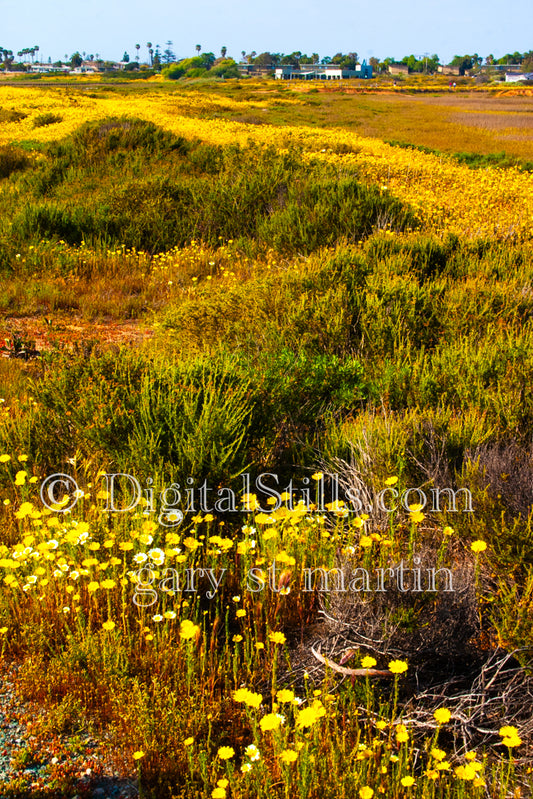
[2, 0, 532, 65]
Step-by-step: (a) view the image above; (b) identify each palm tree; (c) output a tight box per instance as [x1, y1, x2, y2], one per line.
[221, 46, 227, 59]
[135, 44, 140, 62]
[196, 44, 201, 56]
[146, 42, 153, 65]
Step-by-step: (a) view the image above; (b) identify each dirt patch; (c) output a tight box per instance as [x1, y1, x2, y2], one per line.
[0, 316, 153, 357]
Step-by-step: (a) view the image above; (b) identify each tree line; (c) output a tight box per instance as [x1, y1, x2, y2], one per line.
[1, 44, 532, 76]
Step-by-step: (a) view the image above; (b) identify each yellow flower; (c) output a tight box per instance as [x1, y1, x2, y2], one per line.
[455, 764, 477, 780]
[501, 735, 522, 748]
[311, 472, 324, 480]
[296, 700, 326, 729]
[211, 789, 226, 799]
[276, 689, 295, 703]
[0, 627, 8, 634]
[471, 540, 487, 553]
[132, 751, 145, 760]
[259, 713, 282, 732]
[434, 708, 451, 724]
[102, 620, 116, 631]
[401, 776, 415, 787]
[0, 455, 10, 463]
[359, 788, 374, 799]
[179, 619, 200, 640]
[361, 656, 377, 668]
[217, 746, 235, 760]
[388, 659, 408, 674]
[279, 749, 298, 764]
[183, 737, 194, 746]
[431, 748, 446, 761]
[498, 725, 519, 738]
[384, 476, 398, 486]
[15, 470, 27, 486]
[395, 724, 409, 743]
[269, 631, 286, 644]
[87, 581, 99, 593]
[236, 609, 246, 618]
[217, 779, 229, 788]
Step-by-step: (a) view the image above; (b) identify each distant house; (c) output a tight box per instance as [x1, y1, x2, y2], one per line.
[388, 63, 409, 75]
[237, 64, 274, 77]
[438, 65, 462, 76]
[70, 66, 97, 74]
[505, 72, 533, 82]
[275, 61, 373, 80]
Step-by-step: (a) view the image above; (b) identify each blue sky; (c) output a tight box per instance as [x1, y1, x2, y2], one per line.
[2, 0, 531, 65]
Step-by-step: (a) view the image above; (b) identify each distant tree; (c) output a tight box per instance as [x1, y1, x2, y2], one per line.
[135, 44, 140, 62]
[321, 56, 332, 64]
[153, 45, 162, 70]
[210, 58, 239, 78]
[311, 53, 319, 64]
[122, 51, 130, 63]
[71, 52, 83, 67]
[146, 42, 153, 65]
[522, 51, 533, 71]
[221, 46, 227, 59]
[281, 51, 301, 67]
[163, 41, 175, 63]
[254, 52, 275, 67]
[241, 50, 246, 62]
[450, 54, 474, 74]
[369, 56, 380, 72]
[196, 44, 201, 55]
[485, 54, 494, 65]
[201, 52, 216, 69]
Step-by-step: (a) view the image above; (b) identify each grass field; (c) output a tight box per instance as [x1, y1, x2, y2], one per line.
[0, 77, 532, 798]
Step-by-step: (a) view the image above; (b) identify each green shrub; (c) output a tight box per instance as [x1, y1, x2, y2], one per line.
[33, 112, 63, 128]
[0, 146, 30, 178]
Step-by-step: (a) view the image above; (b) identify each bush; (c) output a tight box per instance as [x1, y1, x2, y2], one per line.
[0, 146, 30, 178]
[33, 112, 63, 128]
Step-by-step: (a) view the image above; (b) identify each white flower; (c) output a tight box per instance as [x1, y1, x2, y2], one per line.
[133, 553, 148, 564]
[245, 744, 260, 761]
[148, 548, 165, 565]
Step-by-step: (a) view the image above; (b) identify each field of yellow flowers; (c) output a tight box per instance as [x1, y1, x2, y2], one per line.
[0, 80, 532, 798]
[1, 84, 532, 241]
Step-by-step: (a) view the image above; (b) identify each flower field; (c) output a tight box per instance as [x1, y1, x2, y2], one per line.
[0, 79, 532, 797]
